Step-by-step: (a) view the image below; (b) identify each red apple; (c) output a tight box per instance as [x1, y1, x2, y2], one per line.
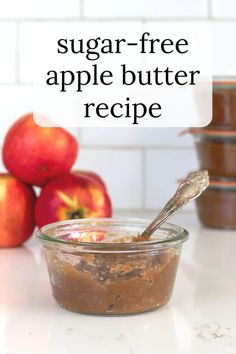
[2, 113, 78, 186]
[73, 170, 107, 190]
[0, 173, 36, 247]
[35, 172, 112, 227]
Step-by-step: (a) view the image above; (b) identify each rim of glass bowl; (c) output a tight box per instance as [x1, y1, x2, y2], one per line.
[37, 218, 188, 253]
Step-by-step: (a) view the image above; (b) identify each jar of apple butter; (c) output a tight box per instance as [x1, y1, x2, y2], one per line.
[191, 128, 236, 178]
[37, 219, 188, 315]
[196, 179, 236, 229]
[210, 78, 236, 128]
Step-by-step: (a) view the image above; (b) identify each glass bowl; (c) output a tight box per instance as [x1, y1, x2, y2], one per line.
[37, 218, 188, 315]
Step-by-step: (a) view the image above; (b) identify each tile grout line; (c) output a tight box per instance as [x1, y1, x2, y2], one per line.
[80, 0, 84, 19]
[1, 17, 236, 23]
[141, 147, 146, 210]
[15, 21, 20, 84]
[0, 82, 33, 86]
[77, 127, 83, 143]
[114, 207, 196, 213]
[0, 16, 228, 22]
[79, 145, 195, 150]
[207, 0, 212, 19]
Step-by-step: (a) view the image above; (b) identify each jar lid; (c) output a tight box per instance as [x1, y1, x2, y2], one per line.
[209, 178, 236, 190]
[213, 76, 236, 89]
[178, 176, 236, 191]
[188, 128, 236, 139]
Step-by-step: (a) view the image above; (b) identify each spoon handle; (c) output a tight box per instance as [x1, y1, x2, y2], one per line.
[136, 170, 209, 241]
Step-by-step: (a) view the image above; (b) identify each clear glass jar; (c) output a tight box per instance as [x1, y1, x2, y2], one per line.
[211, 77, 236, 128]
[37, 219, 188, 315]
[196, 179, 236, 229]
[191, 129, 236, 178]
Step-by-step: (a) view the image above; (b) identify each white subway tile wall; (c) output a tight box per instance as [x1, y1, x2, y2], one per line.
[0, 23, 16, 83]
[212, 0, 236, 18]
[76, 149, 143, 209]
[212, 21, 236, 76]
[145, 148, 198, 210]
[0, 86, 34, 142]
[0, 0, 81, 19]
[80, 128, 193, 147]
[84, 0, 208, 18]
[0, 1, 234, 210]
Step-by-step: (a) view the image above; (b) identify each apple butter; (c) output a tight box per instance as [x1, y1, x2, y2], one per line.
[45, 248, 179, 315]
[196, 179, 236, 229]
[37, 219, 188, 315]
[191, 129, 236, 178]
[210, 79, 236, 128]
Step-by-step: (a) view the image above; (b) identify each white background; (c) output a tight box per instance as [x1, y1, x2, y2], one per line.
[0, 0, 235, 211]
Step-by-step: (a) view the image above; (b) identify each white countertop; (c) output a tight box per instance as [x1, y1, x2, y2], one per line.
[1, 211, 236, 354]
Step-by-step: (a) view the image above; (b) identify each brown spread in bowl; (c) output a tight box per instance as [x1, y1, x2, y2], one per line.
[37, 219, 188, 315]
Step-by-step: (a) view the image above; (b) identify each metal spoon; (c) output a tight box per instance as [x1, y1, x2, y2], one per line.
[135, 170, 209, 241]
